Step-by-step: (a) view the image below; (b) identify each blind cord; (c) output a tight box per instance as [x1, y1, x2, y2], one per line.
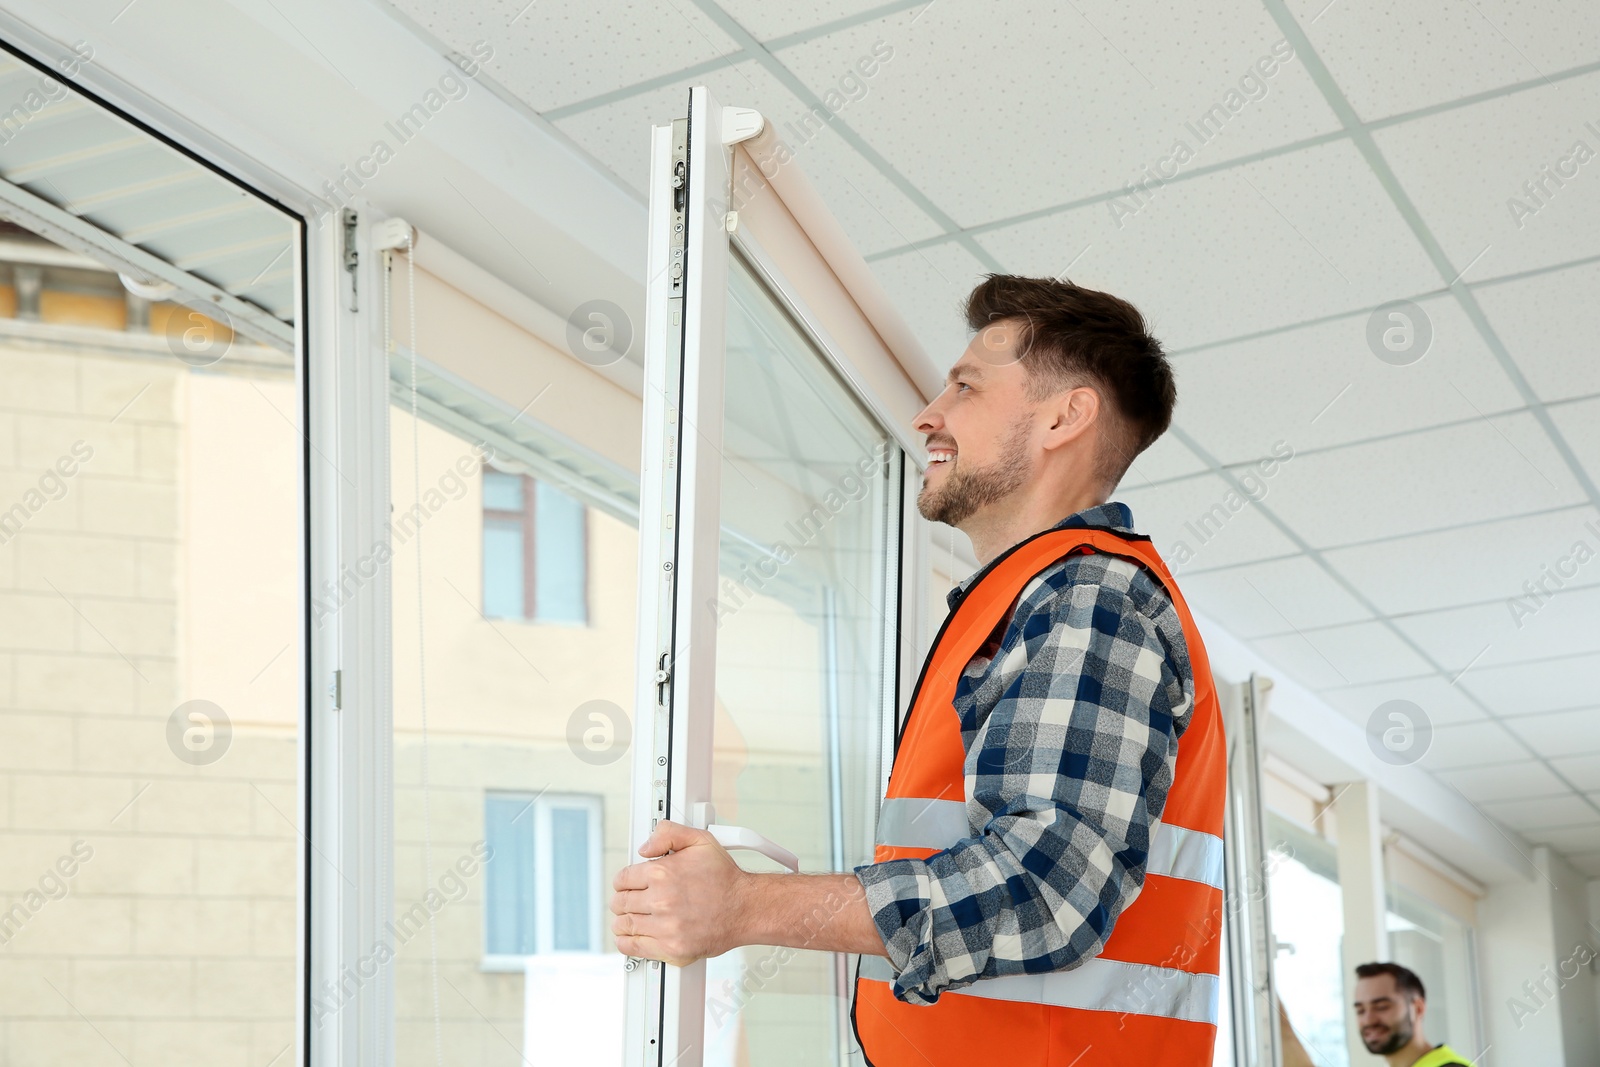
[389, 235, 444, 1067]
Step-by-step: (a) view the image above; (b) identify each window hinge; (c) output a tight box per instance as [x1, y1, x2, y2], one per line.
[328, 669, 342, 711]
[341, 209, 359, 312]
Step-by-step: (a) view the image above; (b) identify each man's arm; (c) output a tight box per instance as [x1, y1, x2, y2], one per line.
[610, 820, 888, 966]
[855, 556, 1191, 1004]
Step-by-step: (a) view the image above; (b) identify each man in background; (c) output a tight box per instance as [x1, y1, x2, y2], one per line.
[1353, 962, 1473, 1067]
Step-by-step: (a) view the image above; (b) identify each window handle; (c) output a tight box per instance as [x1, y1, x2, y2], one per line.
[689, 802, 800, 872]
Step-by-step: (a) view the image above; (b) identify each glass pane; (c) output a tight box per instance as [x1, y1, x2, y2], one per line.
[1268, 814, 1349, 1067]
[485, 793, 537, 955]
[483, 469, 524, 511]
[0, 57, 301, 1062]
[550, 805, 593, 950]
[483, 518, 526, 619]
[534, 481, 587, 623]
[1385, 886, 1480, 1054]
[702, 255, 897, 1065]
[389, 258, 636, 1065]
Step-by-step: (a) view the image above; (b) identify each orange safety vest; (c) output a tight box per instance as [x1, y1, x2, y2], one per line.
[852, 525, 1227, 1067]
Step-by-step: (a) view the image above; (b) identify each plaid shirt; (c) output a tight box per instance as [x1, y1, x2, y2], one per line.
[854, 502, 1197, 1005]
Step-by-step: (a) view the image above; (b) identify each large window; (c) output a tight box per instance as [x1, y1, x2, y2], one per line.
[0, 50, 302, 1067]
[1268, 813, 1351, 1067]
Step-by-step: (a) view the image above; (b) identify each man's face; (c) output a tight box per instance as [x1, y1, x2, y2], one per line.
[1353, 975, 1419, 1055]
[912, 320, 1035, 528]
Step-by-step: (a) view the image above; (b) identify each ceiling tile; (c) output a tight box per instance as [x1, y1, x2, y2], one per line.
[866, 242, 991, 372]
[975, 140, 1443, 352]
[1118, 433, 1211, 488]
[714, 0, 920, 43]
[1459, 651, 1600, 717]
[387, 0, 742, 114]
[1414, 720, 1526, 772]
[1505, 707, 1600, 760]
[1256, 413, 1587, 549]
[1475, 261, 1600, 404]
[1391, 583, 1600, 673]
[1286, 0, 1600, 121]
[1321, 505, 1600, 616]
[1117, 473, 1300, 572]
[1438, 759, 1568, 803]
[1480, 792, 1598, 832]
[1169, 294, 1523, 467]
[1178, 555, 1370, 639]
[1549, 753, 1600, 793]
[1373, 71, 1600, 282]
[778, 0, 1341, 227]
[1250, 620, 1433, 689]
[1549, 396, 1600, 478]
[1318, 675, 1487, 728]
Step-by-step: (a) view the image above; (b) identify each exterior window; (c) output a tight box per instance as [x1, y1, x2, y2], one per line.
[484, 792, 602, 964]
[482, 468, 589, 623]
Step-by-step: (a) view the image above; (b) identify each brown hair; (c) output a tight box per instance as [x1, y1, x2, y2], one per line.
[963, 274, 1175, 488]
[1355, 961, 1426, 1001]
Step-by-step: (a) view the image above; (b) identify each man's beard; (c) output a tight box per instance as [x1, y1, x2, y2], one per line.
[916, 419, 1031, 527]
[1363, 1015, 1413, 1056]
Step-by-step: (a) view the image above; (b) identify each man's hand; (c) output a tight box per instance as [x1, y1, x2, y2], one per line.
[610, 820, 753, 967]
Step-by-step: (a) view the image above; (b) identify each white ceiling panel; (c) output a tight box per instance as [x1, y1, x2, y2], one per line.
[1249, 619, 1433, 689]
[1459, 651, 1600, 717]
[1169, 293, 1523, 466]
[1177, 555, 1370, 639]
[1373, 71, 1600, 281]
[975, 140, 1441, 352]
[866, 241, 991, 371]
[1480, 792, 1599, 832]
[1438, 759, 1569, 803]
[1117, 473, 1300, 572]
[1318, 674, 1488, 728]
[1117, 432, 1212, 489]
[1256, 412, 1588, 548]
[386, 0, 741, 114]
[776, 0, 1340, 226]
[1548, 395, 1600, 473]
[1321, 505, 1600, 616]
[1506, 707, 1600, 760]
[1417, 720, 1529, 772]
[1474, 260, 1600, 404]
[1392, 583, 1600, 672]
[1286, 0, 1600, 121]
[711, 0, 919, 43]
[1548, 753, 1600, 793]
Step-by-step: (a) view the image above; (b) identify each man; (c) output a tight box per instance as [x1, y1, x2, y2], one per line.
[1353, 962, 1473, 1067]
[611, 274, 1227, 1065]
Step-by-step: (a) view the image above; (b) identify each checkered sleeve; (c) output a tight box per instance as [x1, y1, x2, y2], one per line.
[853, 554, 1194, 1005]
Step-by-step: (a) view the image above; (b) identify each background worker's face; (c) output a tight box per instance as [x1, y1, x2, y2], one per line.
[912, 320, 1036, 528]
[1353, 974, 1420, 1055]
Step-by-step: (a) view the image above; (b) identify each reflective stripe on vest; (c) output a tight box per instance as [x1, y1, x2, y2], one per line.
[852, 526, 1227, 1067]
[874, 797, 1224, 890]
[858, 953, 1220, 1025]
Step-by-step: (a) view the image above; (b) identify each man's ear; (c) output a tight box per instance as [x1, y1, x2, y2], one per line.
[1043, 386, 1100, 448]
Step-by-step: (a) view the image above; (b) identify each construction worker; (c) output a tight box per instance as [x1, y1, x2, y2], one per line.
[611, 274, 1227, 1065]
[1353, 962, 1474, 1067]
